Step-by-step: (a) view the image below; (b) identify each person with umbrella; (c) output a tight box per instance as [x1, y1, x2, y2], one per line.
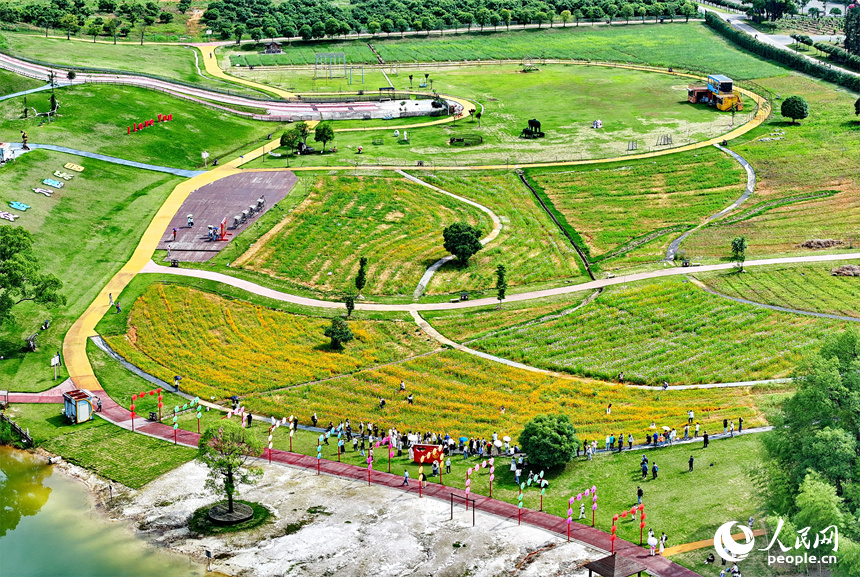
[648, 531, 658, 556]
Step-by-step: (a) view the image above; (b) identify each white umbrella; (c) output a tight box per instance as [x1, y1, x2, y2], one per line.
[494, 439, 503, 447]
[647, 536, 658, 547]
[503, 436, 511, 442]
[661, 426, 671, 431]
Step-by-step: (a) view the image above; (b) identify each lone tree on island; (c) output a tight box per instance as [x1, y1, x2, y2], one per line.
[355, 256, 368, 294]
[518, 414, 579, 470]
[731, 235, 748, 272]
[0, 227, 66, 327]
[443, 222, 483, 264]
[197, 421, 263, 515]
[495, 263, 507, 308]
[325, 317, 354, 349]
[781, 95, 809, 124]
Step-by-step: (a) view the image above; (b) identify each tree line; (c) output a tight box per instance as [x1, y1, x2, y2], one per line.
[0, 0, 699, 45]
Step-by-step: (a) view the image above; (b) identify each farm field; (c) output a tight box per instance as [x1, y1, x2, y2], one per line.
[103, 283, 437, 400]
[230, 174, 492, 296]
[524, 147, 747, 263]
[421, 291, 594, 341]
[0, 84, 274, 169]
[465, 278, 847, 385]
[243, 349, 789, 440]
[223, 24, 785, 80]
[697, 262, 860, 318]
[680, 74, 860, 259]
[405, 171, 589, 295]
[0, 150, 181, 393]
[241, 64, 744, 168]
[6, 403, 195, 488]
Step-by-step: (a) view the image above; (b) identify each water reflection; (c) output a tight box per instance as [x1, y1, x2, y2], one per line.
[0, 446, 203, 577]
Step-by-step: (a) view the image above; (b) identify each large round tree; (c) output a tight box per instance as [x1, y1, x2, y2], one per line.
[781, 95, 809, 125]
[518, 414, 579, 470]
[442, 222, 483, 264]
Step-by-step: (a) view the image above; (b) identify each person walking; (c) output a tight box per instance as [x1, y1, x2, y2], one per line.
[628, 433, 633, 449]
[606, 403, 612, 415]
[515, 467, 522, 485]
[115, 301, 121, 313]
[637, 486, 643, 504]
[659, 532, 667, 555]
[748, 516, 754, 529]
[730, 421, 735, 438]
[312, 413, 318, 427]
[605, 434, 611, 451]
[407, 393, 414, 405]
[445, 457, 451, 474]
[683, 423, 689, 440]
[723, 418, 728, 435]
[108, 293, 113, 306]
[739, 416, 744, 432]
[641, 460, 648, 479]
[688, 409, 694, 424]
[652, 462, 658, 480]
[688, 455, 694, 472]
[172, 227, 177, 241]
[695, 422, 700, 438]
[402, 470, 410, 486]
[703, 431, 709, 449]
[420, 472, 427, 489]
[617, 433, 623, 453]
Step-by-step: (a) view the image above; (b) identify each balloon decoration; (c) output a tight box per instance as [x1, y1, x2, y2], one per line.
[488, 457, 495, 498]
[610, 503, 646, 553]
[317, 434, 323, 475]
[570, 485, 598, 528]
[465, 467, 472, 509]
[517, 482, 525, 525]
[538, 471, 548, 511]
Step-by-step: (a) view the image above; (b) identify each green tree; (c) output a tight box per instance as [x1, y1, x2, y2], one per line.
[620, 4, 635, 22]
[355, 256, 368, 293]
[280, 129, 301, 154]
[781, 95, 809, 124]
[846, 5, 860, 56]
[681, 2, 697, 21]
[367, 20, 380, 35]
[158, 11, 172, 23]
[324, 17, 340, 37]
[197, 421, 263, 514]
[344, 295, 355, 318]
[442, 222, 483, 264]
[606, 4, 619, 23]
[138, 14, 155, 45]
[324, 317, 354, 349]
[518, 414, 579, 470]
[476, 7, 490, 30]
[495, 263, 507, 308]
[106, 16, 122, 43]
[0, 227, 66, 327]
[560, 9, 572, 25]
[177, 0, 191, 14]
[59, 12, 81, 39]
[794, 472, 846, 555]
[313, 122, 334, 151]
[250, 26, 263, 42]
[86, 21, 102, 41]
[730, 235, 747, 271]
[234, 23, 245, 44]
[854, 97, 860, 115]
[489, 11, 501, 29]
[381, 18, 394, 35]
[500, 8, 512, 30]
[311, 21, 325, 38]
[299, 23, 312, 40]
[265, 26, 277, 42]
[294, 120, 310, 143]
[459, 11, 474, 31]
[395, 17, 409, 36]
[535, 11, 547, 27]
[574, 8, 584, 23]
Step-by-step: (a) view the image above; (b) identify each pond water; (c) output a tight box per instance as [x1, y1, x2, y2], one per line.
[0, 446, 204, 577]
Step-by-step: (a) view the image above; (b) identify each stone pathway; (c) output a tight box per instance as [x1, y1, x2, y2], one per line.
[665, 144, 756, 261]
[396, 171, 502, 299]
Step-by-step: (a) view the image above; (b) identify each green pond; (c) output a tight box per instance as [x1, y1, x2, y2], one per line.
[0, 445, 204, 577]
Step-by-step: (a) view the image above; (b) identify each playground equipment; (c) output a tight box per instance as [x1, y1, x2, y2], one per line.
[314, 52, 347, 79]
[63, 389, 95, 424]
[687, 75, 743, 112]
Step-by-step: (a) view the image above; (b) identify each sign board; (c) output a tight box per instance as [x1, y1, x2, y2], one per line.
[201, 151, 210, 159]
[51, 355, 60, 367]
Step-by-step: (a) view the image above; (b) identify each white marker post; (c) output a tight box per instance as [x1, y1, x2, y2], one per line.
[51, 354, 60, 380]
[201, 150, 210, 168]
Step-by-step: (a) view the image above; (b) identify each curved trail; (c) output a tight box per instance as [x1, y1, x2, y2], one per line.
[396, 170, 503, 299]
[11, 143, 205, 177]
[139, 251, 860, 313]
[664, 143, 757, 261]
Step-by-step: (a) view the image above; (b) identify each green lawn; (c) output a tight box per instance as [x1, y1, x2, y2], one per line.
[103, 283, 437, 400]
[0, 150, 181, 393]
[525, 147, 747, 263]
[467, 277, 847, 385]
[230, 173, 492, 297]
[408, 171, 589, 295]
[7, 403, 195, 488]
[697, 262, 860, 318]
[224, 24, 785, 80]
[0, 68, 45, 95]
[243, 63, 745, 168]
[681, 74, 860, 260]
[0, 84, 275, 169]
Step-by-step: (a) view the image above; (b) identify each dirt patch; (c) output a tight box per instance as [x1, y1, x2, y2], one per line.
[185, 9, 204, 36]
[832, 265, 860, 277]
[384, 210, 405, 222]
[800, 239, 844, 249]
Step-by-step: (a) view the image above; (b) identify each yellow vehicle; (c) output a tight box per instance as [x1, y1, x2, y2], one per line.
[687, 74, 743, 111]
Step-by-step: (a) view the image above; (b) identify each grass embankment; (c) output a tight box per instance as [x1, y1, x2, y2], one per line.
[0, 150, 181, 393]
[697, 262, 860, 318]
[224, 24, 784, 80]
[0, 68, 45, 94]
[682, 74, 860, 260]
[242, 64, 744, 168]
[465, 277, 846, 385]
[525, 147, 747, 264]
[408, 172, 589, 294]
[8, 403, 195, 488]
[229, 174, 492, 297]
[0, 84, 274, 169]
[103, 283, 437, 400]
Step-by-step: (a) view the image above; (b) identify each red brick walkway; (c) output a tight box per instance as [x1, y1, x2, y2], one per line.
[7, 380, 77, 404]
[80, 387, 700, 577]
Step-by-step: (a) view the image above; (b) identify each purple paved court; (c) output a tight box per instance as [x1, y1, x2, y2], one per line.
[158, 171, 297, 262]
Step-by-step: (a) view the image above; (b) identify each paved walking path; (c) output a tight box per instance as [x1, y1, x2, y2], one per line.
[663, 529, 766, 557]
[0, 83, 55, 102]
[79, 382, 698, 577]
[397, 170, 503, 299]
[11, 143, 205, 178]
[664, 144, 756, 261]
[140, 251, 860, 313]
[6, 379, 76, 404]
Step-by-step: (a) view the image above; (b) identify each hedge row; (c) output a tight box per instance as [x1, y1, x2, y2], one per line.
[813, 41, 860, 72]
[704, 12, 860, 92]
